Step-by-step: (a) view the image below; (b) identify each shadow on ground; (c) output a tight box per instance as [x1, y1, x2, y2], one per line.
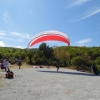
[36, 70, 99, 77]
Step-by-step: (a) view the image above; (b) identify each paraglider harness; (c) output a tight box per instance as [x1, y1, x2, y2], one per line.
[40, 66, 43, 68]
[6, 70, 14, 78]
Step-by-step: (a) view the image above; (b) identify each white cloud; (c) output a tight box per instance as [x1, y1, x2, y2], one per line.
[76, 38, 92, 46]
[0, 30, 24, 42]
[0, 36, 22, 42]
[0, 30, 31, 43]
[0, 30, 6, 35]
[68, 0, 90, 8]
[10, 32, 31, 39]
[13, 46, 25, 49]
[0, 41, 6, 47]
[0, 32, 6, 35]
[3, 11, 13, 23]
[70, 7, 100, 22]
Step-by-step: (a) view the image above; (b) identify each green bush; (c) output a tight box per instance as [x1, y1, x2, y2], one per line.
[95, 57, 100, 65]
[97, 65, 100, 70]
[71, 56, 84, 69]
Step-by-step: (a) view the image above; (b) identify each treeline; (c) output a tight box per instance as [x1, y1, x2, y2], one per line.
[0, 43, 100, 71]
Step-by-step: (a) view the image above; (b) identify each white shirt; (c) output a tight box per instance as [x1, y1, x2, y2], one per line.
[4, 61, 10, 67]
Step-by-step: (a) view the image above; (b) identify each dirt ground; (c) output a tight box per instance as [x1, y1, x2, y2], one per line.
[0, 62, 56, 85]
[10, 62, 55, 69]
[10, 62, 32, 69]
[0, 75, 3, 87]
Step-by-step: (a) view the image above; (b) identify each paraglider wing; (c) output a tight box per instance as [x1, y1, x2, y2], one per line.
[28, 30, 70, 48]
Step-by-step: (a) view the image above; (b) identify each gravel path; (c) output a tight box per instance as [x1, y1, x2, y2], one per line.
[0, 68, 100, 100]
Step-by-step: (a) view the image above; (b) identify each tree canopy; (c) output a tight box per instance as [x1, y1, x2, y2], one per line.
[0, 44, 100, 71]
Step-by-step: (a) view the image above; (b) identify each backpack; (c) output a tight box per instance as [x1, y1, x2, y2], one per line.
[1, 62, 5, 69]
[6, 71, 14, 78]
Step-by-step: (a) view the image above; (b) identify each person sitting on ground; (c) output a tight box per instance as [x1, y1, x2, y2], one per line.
[91, 64, 99, 75]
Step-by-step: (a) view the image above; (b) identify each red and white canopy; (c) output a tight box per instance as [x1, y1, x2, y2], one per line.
[28, 30, 70, 48]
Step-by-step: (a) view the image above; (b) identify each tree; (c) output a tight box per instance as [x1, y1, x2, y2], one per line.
[0, 52, 3, 59]
[54, 47, 70, 67]
[39, 43, 54, 59]
[26, 49, 34, 64]
[71, 56, 84, 70]
[95, 57, 100, 65]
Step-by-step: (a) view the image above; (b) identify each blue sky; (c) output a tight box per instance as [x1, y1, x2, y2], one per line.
[0, 0, 100, 48]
